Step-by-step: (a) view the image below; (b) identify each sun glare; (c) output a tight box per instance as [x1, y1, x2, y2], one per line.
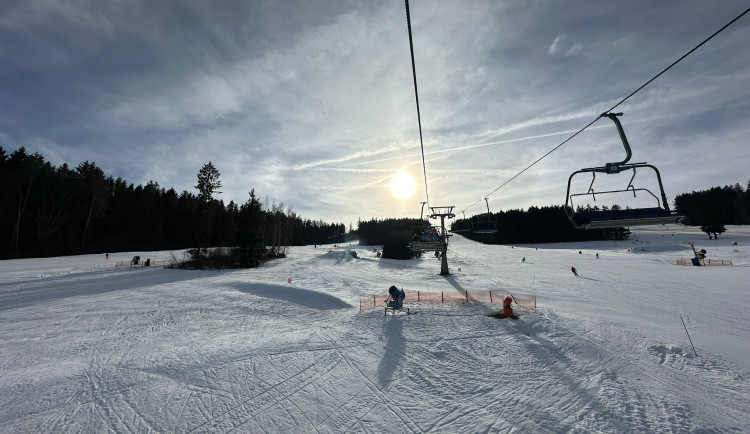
[390, 172, 417, 199]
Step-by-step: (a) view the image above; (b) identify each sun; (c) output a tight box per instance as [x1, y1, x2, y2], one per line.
[390, 172, 417, 199]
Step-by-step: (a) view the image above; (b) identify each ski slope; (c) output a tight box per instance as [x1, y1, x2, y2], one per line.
[1, 226, 749, 432]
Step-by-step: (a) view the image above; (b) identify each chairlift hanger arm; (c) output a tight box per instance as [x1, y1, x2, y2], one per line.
[420, 201, 428, 221]
[601, 112, 633, 173]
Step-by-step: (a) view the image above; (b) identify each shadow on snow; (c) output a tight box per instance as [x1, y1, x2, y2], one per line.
[232, 283, 352, 310]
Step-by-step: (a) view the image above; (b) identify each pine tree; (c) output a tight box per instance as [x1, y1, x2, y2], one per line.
[76, 161, 108, 250]
[194, 162, 222, 248]
[195, 162, 222, 203]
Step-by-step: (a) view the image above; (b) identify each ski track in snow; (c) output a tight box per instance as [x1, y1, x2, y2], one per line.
[1, 226, 749, 432]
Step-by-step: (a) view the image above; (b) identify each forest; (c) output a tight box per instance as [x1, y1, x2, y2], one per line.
[674, 183, 750, 238]
[1, 146, 747, 261]
[0, 147, 345, 261]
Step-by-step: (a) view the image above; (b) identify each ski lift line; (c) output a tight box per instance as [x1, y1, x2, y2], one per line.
[461, 116, 600, 213]
[459, 6, 750, 215]
[606, 6, 750, 115]
[405, 0, 430, 207]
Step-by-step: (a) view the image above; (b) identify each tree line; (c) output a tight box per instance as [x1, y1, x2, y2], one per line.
[2, 144, 746, 260]
[355, 209, 629, 260]
[454, 205, 631, 245]
[674, 182, 750, 238]
[357, 180, 750, 256]
[0, 147, 345, 261]
[356, 217, 427, 259]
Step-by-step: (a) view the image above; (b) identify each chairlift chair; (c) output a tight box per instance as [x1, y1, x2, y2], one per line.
[451, 220, 471, 233]
[450, 211, 471, 233]
[471, 198, 499, 234]
[410, 224, 446, 252]
[564, 113, 685, 229]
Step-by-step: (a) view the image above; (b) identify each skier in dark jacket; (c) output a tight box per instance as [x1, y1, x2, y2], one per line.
[571, 266, 578, 277]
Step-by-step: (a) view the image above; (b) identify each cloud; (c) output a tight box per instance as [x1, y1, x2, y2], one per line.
[548, 35, 584, 57]
[565, 42, 584, 57]
[0, 0, 748, 226]
[548, 35, 565, 55]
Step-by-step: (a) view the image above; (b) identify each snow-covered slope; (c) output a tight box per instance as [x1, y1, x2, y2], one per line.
[1, 226, 748, 432]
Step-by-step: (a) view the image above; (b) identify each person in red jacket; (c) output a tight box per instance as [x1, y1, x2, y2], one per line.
[502, 296, 519, 320]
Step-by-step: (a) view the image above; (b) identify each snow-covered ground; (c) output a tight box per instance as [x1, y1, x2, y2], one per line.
[1, 225, 749, 432]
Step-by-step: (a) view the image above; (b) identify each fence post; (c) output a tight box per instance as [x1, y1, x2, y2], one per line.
[373, 294, 376, 307]
[418, 291, 420, 302]
[489, 291, 493, 303]
[442, 292, 444, 304]
[465, 291, 469, 302]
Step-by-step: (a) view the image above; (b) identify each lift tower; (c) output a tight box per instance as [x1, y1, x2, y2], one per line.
[429, 206, 455, 275]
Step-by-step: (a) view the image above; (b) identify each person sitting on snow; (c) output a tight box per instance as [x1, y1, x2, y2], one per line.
[499, 296, 519, 319]
[387, 285, 405, 309]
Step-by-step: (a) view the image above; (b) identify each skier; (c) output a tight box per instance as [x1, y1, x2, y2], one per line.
[387, 285, 405, 309]
[571, 266, 578, 277]
[522, 257, 525, 263]
[596, 253, 599, 259]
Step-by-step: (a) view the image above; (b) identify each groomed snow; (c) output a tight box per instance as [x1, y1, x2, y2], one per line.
[1, 226, 749, 432]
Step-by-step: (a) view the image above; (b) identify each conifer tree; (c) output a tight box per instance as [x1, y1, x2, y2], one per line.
[194, 162, 222, 248]
[195, 162, 222, 203]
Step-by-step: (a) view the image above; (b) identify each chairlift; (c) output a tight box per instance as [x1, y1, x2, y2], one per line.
[451, 221, 471, 233]
[410, 205, 456, 258]
[564, 112, 685, 229]
[451, 211, 471, 233]
[410, 224, 446, 252]
[410, 202, 447, 253]
[471, 198, 499, 234]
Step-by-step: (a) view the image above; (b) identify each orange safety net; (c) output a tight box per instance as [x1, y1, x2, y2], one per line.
[360, 290, 536, 312]
[675, 258, 733, 266]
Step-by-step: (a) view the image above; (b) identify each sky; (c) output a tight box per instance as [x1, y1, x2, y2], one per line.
[1, 0, 749, 227]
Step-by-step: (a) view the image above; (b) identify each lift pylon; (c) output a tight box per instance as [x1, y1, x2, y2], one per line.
[429, 206, 455, 275]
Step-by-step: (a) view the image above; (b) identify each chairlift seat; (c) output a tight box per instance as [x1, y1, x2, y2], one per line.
[451, 222, 471, 233]
[411, 240, 446, 252]
[471, 221, 498, 234]
[574, 207, 685, 229]
[411, 225, 446, 252]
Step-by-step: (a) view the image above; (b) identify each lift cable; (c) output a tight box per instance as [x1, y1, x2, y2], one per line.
[405, 0, 430, 207]
[460, 6, 750, 215]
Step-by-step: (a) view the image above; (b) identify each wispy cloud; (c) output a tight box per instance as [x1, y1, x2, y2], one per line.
[548, 35, 584, 57]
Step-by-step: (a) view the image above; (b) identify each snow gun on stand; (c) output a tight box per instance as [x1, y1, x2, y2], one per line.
[385, 286, 410, 316]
